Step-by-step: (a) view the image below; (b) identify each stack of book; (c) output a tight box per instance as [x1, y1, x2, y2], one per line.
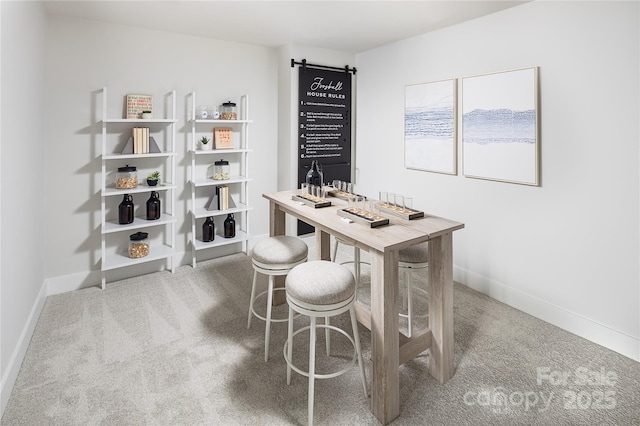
[204, 185, 236, 211]
[217, 185, 230, 210]
[133, 127, 150, 154]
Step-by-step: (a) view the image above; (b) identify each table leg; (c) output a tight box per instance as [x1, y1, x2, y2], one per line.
[315, 229, 331, 261]
[427, 232, 455, 383]
[269, 201, 285, 237]
[269, 201, 287, 305]
[370, 249, 400, 424]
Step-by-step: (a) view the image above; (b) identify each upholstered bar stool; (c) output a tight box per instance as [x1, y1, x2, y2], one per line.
[247, 235, 308, 362]
[398, 242, 429, 337]
[283, 260, 368, 426]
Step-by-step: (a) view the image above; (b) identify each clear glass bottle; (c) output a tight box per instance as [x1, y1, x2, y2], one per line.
[128, 232, 149, 258]
[305, 160, 323, 187]
[202, 217, 215, 242]
[224, 213, 235, 238]
[116, 165, 137, 189]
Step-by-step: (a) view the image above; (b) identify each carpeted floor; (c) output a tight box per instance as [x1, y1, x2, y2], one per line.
[2, 241, 639, 425]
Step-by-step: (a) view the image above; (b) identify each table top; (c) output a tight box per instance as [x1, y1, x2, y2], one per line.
[263, 190, 464, 253]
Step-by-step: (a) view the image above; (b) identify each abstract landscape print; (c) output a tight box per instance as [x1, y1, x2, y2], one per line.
[404, 79, 457, 174]
[462, 67, 539, 185]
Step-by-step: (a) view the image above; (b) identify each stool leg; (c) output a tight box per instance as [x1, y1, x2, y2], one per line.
[350, 306, 368, 398]
[354, 247, 361, 289]
[264, 275, 275, 362]
[286, 306, 294, 385]
[325, 317, 330, 356]
[401, 268, 408, 312]
[247, 270, 258, 329]
[332, 238, 339, 262]
[406, 269, 413, 338]
[308, 316, 317, 426]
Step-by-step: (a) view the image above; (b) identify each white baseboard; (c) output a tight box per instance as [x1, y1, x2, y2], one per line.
[46, 251, 193, 295]
[0, 280, 48, 415]
[46, 270, 101, 295]
[454, 266, 640, 362]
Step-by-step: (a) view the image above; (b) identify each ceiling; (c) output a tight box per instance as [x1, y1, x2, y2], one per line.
[43, 1, 528, 53]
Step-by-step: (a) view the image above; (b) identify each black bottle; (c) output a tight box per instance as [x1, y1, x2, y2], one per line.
[224, 213, 235, 238]
[146, 191, 161, 220]
[118, 194, 134, 224]
[202, 217, 215, 242]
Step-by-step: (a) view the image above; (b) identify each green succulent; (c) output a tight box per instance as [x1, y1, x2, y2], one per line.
[200, 136, 210, 145]
[147, 171, 161, 180]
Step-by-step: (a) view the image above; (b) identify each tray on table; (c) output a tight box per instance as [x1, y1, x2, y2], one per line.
[377, 204, 424, 220]
[337, 208, 389, 228]
[292, 194, 332, 208]
[327, 189, 367, 201]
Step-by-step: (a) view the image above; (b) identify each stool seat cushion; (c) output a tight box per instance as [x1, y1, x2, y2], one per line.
[286, 260, 355, 305]
[252, 236, 308, 266]
[399, 242, 428, 264]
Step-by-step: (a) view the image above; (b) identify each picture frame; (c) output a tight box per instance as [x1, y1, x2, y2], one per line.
[214, 127, 234, 149]
[404, 78, 457, 174]
[125, 94, 153, 119]
[461, 67, 539, 186]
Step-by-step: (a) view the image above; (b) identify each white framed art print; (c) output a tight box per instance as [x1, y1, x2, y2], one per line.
[462, 67, 539, 186]
[404, 78, 457, 175]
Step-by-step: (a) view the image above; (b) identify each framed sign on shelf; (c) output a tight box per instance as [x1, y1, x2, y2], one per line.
[125, 94, 153, 119]
[214, 127, 234, 149]
[461, 66, 540, 186]
[404, 78, 457, 175]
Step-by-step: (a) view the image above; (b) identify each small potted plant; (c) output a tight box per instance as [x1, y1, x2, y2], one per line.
[141, 110, 152, 119]
[200, 135, 211, 150]
[147, 171, 160, 186]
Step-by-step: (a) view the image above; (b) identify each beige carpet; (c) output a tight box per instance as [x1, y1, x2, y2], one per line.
[2, 242, 639, 425]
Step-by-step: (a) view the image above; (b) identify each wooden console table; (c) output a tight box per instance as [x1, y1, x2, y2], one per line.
[263, 190, 464, 424]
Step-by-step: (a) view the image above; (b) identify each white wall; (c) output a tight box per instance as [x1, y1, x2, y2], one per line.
[355, 1, 639, 360]
[43, 15, 279, 288]
[0, 0, 47, 413]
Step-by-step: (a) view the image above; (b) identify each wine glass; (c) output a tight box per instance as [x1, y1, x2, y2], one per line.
[403, 196, 413, 213]
[387, 193, 396, 210]
[379, 191, 388, 207]
[363, 200, 375, 219]
[394, 194, 404, 211]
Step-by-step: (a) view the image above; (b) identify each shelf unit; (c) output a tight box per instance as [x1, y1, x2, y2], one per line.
[99, 87, 177, 289]
[188, 92, 252, 267]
